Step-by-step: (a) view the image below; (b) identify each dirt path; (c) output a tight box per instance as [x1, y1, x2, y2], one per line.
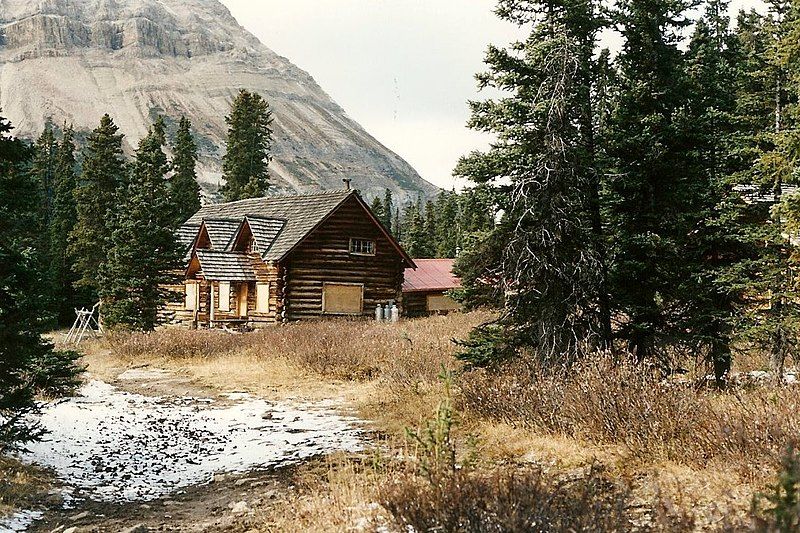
[12, 366, 365, 533]
[30, 466, 304, 533]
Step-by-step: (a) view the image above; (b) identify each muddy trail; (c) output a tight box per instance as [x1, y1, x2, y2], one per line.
[3, 368, 364, 532]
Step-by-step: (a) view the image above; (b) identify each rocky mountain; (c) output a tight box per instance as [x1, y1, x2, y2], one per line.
[0, 0, 439, 203]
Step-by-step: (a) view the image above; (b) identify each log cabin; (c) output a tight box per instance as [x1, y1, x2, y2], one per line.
[167, 189, 416, 327]
[402, 258, 463, 317]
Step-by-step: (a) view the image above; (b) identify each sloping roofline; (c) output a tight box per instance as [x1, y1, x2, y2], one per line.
[277, 191, 417, 268]
[182, 190, 416, 268]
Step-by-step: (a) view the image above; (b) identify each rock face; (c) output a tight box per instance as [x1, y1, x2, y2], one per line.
[0, 0, 438, 202]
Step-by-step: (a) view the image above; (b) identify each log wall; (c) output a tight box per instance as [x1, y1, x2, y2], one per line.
[283, 196, 405, 320]
[403, 291, 428, 318]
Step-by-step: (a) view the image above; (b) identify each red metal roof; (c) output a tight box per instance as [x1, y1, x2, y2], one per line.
[403, 259, 462, 293]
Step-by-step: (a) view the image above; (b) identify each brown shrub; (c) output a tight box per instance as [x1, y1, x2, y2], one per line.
[102, 328, 253, 360]
[97, 312, 493, 383]
[0, 458, 50, 516]
[379, 463, 708, 533]
[459, 355, 800, 478]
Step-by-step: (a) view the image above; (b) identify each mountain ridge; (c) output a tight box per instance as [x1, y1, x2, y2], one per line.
[0, 0, 439, 202]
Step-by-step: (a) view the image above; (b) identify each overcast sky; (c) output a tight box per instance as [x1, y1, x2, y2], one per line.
[220, 0, 764, 191]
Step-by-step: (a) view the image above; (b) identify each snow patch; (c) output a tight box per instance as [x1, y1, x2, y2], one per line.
[18, 380, 363, 503]
[0, 510, 43, 532]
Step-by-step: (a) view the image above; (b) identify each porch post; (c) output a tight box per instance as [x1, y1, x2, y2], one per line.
[210, 281, 216, 326]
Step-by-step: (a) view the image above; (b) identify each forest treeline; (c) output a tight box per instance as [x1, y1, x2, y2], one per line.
[0, 89, 275, 448]
[451, 0, 800, 385]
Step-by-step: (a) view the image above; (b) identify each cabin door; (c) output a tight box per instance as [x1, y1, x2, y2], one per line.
[237, 283, 249, 317]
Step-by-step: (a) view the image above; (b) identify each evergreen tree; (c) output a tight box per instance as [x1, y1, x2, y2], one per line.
[457, 0, 607, 364]
[221, 90, 274, 202]
[383, 189, 394, 233]
[423, 200, 437, 257]
[679, 0, 742, 384]
[70, 114, 126, 295]
[719, 2, 800, 378]
[98, 118, 182, 331]
[31, 123, 58, 243]
[606, 0, 698, 363]
[170, 116, 201, 226]
[49, 125, 82, 325]
[434, 191, 459, 258]
[0, 112, 82, 450]
[370, 196, 386, 223]
[401, 200, 430, 259]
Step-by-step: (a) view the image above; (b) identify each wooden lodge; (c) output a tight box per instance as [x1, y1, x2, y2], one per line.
[402, 259, 463, 317]
[166, 189, 416, 328]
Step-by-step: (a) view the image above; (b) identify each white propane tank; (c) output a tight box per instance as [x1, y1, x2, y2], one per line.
[375, 305, 384, 322]
[390, 304, 400, 323]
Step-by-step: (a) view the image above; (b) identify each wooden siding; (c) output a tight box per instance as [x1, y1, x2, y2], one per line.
[283, 196, 405, 320]
[403, 291, 428, 318]
[247, 255, 281, 326]
[403, 290, 462, 317]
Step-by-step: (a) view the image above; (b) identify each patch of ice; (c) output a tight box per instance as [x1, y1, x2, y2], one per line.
[117, 368, 173, 381]
[224, 392, 252, 400]
[20, 381, 362, 503]
[0, 510, 43, 532]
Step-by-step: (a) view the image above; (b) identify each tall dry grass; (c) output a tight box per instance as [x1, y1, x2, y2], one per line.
[460, 355, 800, 481]
[84, 313, 794, 530]
[0, 458, 50, 517]
[98, 312, 494, 384]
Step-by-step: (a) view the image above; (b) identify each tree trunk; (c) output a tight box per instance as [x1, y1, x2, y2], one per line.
[710, 337, 731, 389]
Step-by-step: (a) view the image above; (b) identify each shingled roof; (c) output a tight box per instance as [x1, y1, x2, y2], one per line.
[194, 250, 257, 282]
[203, 219, 242, 250]
[244, 216, 286, 255]
[176, 224, 201, 260]
[185, 190, 353, 261]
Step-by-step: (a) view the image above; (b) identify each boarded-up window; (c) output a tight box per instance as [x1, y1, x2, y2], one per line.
[256, 283, 270, 313]
[185, 282, 199, 311]
[427, 294, 461, 313]
[323, 283, 364, 315]
[218, 282, 231, 312]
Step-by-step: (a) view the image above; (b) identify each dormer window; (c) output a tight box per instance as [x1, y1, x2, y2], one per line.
[350, 238, 376, 256]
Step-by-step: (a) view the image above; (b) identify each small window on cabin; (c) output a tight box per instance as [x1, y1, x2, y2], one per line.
[218, 282, 231, 312]
[349, 238, 376, 256]
[250, 237, 259, 253]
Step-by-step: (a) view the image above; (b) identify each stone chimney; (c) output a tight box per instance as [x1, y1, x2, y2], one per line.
[343, 178, 352, 191]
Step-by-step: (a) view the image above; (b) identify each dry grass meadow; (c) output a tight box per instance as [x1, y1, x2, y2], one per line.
[62, 311, 800, 530]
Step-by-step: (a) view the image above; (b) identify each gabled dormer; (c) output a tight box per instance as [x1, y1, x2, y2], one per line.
[192, 218, 242, 252]
[229, 216, 286, 255]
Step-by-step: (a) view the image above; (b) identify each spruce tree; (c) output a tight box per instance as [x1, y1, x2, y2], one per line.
[370, 196, 386, 223]
[434, 191, 460, 258]
[170, 116, 201, 226]
[221, 90, 274, 202]
[673, 0, 742, 384]
[0, 112, 82, 450]
[99, 118, 182, 331]
[31, 123, 58, 242]
[401, 200, 429, 259]
[70, 114, 126, 295]
[606, 0, 698, 363]
[49, 125, 82, 325]
[457, 0, 607, 364]
[392, 207, 402, 241]
[719, 1, 800, 378]
[383, 189, 394, 233]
